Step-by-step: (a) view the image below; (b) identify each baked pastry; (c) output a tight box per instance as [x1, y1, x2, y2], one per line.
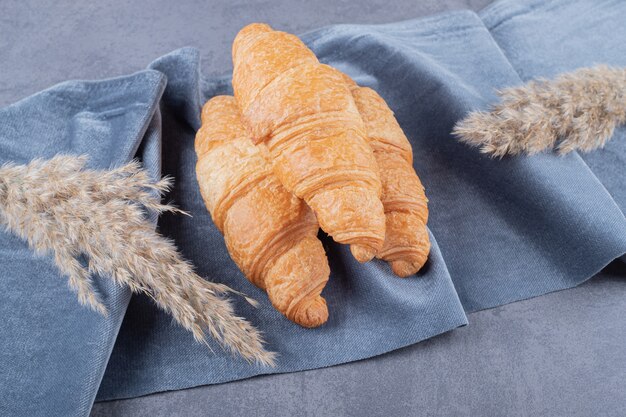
[232, 23, 386, 263]
[344, 75, 430, 276]
[195, 95, 330, 327]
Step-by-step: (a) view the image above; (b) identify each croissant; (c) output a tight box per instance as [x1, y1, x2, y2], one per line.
[343, 75, 431, 277]
[232, 23, 386, 263]
[195, 95, 330, 328]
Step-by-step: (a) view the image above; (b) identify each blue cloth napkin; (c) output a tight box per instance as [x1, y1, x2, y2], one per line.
[481, 0, 626, 212]
[0, 72, 166, 416]
[0, 0, 625, 415]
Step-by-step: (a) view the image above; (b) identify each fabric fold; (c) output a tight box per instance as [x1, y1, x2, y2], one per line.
[480, 0, 626, 213]
[0, 71, 166, 417]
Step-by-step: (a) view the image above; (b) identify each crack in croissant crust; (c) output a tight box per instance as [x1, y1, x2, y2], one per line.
[232, 23, 386, 263]
[343, 75, 431, 277]
[195, 95, 330, 327]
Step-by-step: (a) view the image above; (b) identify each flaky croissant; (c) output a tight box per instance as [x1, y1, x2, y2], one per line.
[195, 95, 330, 328]
[343, 75, 431, 277]
[232, 23, 386, 263]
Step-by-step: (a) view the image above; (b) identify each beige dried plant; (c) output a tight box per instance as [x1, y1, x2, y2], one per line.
[0, 155, 275, 366]
[453, 66, 626, 156]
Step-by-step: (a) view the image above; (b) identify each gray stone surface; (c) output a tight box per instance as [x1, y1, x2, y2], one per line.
[0, 0, 491, 106]
[2, 0, 625, 416]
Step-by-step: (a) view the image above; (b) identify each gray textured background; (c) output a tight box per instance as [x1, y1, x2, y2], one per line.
[2, 1, 625, 416]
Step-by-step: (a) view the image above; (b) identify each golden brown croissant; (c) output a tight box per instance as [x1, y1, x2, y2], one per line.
[232, 23, 386, 263]
[343, 75, 431, 277]
[195, 95, 330, 327]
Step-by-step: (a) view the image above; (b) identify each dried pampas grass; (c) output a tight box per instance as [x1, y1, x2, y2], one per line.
[453, 66, 626, 156]
[0, 155, 275, 366]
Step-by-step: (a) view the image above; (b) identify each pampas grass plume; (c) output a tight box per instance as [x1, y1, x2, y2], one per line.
[454, 66, 626, 156]
[0, 155, 275, 366]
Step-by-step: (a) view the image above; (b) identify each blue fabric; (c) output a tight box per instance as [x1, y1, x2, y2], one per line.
[0, 72, 167, 416]
[0, 0, 625, 415]
[480, 0, 626, 214]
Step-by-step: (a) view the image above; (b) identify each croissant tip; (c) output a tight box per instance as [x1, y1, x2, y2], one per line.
[389, 258, 426, 277]
[292, 296, 329, 328]
[389, 245, 430, 278]
[350, 244, 377, 263]
[235, 23, 273, 45]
